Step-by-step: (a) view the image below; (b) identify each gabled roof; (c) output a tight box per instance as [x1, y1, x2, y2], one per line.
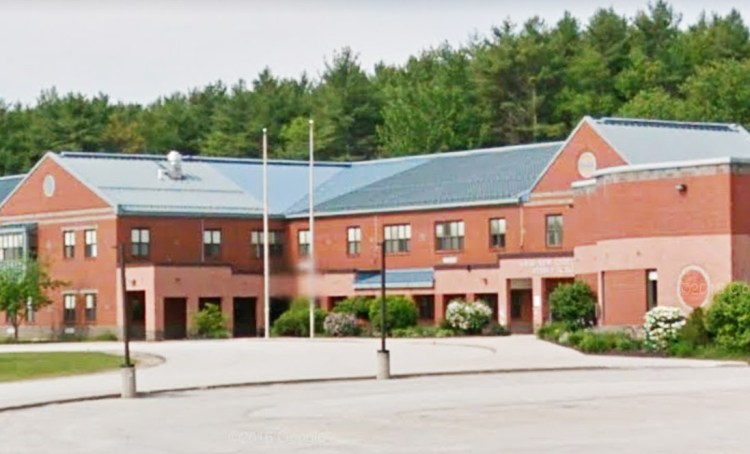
[588, 117, 750, 164]
[43, 142, 561, 218]
[0, 175, 25, 204]
[298, 143, 562, 216]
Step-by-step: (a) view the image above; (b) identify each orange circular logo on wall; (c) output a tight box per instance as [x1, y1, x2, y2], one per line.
[678, 267, 710, 308]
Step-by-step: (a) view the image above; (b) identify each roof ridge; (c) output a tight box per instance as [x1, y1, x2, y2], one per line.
[597, 117, 746, 133]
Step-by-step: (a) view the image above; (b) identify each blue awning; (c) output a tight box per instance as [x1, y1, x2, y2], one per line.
[354, 268, 434, 290]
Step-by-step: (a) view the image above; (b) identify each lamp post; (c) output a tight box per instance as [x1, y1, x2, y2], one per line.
[376, 241, 390, 379]
[118, 243, 136, 398]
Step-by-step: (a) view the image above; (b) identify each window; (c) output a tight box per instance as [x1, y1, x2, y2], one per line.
[0, 232, 24, 261]
[347, 227, 361, 256]
[647, 270, 658, 311]
[85, 293, 97, 322]
[131, 228, 150, 258]
[63, 230, 75, 258]
[435, 221, 464, 251]
[546, 214, 563, 247]
[84, 229, 97, 258]
[203, 229, 222, 259]
[384, 224, 411, 253]
[251, 230, 284, 258]
[490, 218, 506, 248]
[298, 230, 311, 257]
[63, 294, 76, 324]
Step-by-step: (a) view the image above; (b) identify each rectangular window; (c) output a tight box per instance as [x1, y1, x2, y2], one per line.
[0, 232, 24, 261]
[85, 293, 97, 323]
[490, 218, 506, 248]
[647, 269, 658, 311]
[84, 229, 97, 258]
[131, 228, 150, 258]
[384, 224, 411, 253]
[203, 229, 222, 260]
[298, 230, 311, 257]
[63, 294, 76, 324]
[347, 226, 361, 256]
[251, 230, 284, 258]
[435, 221, 464, 251]
[546, 214, 563, 248]
[63, 230, 75, 259]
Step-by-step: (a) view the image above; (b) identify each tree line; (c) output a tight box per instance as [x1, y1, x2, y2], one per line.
[2, 1, 750, 175]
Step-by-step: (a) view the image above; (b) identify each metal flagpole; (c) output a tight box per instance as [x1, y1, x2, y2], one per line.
[263, 128, 270, 339]
[308, 119, 315, 339]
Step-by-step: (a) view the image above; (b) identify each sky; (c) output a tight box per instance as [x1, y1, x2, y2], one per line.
[1, 0, 747, 106]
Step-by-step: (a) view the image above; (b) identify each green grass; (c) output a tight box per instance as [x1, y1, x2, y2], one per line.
[0, 352, 123, 382]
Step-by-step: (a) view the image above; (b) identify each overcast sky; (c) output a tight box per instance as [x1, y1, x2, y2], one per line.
[1, 0, 747, 106]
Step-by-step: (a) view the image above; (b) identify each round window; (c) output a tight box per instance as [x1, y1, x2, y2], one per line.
[577, 151, 597, 178]
[43, 174, 56, 197]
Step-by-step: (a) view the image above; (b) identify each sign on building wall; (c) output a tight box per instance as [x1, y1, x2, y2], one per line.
[517, 258, 574, 276]
[677, 265, 711, 308]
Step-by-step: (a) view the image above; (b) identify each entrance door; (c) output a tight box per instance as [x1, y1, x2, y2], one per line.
[233, 297, 257, 337]
[164, 298, 187, 340]
[126, 291, 146, 340]
[270, 298, 290, 324]
[476, 293, 499, 322]
[509, 289, 533, 334]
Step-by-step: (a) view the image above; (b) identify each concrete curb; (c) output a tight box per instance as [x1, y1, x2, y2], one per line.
[2, 362, 746, 413]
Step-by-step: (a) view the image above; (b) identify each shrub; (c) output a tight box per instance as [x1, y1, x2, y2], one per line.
[549, 281, 597, 330]
[644, 306, 686, 351]
[368, 296, 418, 333]
[565, 330, 585, 347]
[332, 297, 372, 320]
[91, 331, 118, 342]
[667, 340, 697, 358]
[705, 282, 750, 352]
[191, 303, 229, 339]
[537, 321, 569, 341]
[323, 313, 359, 337]
[445, 299, 493, 334]
[578, 331, 613, 353]
[678, 307, 710, 348]
[271, 298, 326, 337]
[613, 333, 642, 352]
[482, 322, 510, 336]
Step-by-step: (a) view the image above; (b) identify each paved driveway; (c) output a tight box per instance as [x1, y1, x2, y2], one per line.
[3, 366, 750, 453]
[0, 335, 744, 410]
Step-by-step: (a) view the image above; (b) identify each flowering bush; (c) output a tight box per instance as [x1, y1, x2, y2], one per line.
[445, 299, 493, 334]
[323, 313, 360, 337]
[644, 306, 686, 351]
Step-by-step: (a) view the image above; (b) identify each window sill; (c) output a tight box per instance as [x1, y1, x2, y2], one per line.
[435, 249, 463, 254]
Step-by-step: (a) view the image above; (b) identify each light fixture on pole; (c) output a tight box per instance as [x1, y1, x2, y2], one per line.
[377, 240, 390, 380]
[262, 128, 270, 339]
[118, 243, 137, 397]
[308, 119, 316, 338]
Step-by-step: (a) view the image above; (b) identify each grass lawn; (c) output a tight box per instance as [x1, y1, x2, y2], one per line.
[0, 352, 123, 382]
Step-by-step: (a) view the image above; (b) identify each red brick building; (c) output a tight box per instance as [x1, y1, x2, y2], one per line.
[2, 116, 749, 339]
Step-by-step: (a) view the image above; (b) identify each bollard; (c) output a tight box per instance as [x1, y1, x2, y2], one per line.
[376, 350, 390, 380]
[121, 365, 137, 398]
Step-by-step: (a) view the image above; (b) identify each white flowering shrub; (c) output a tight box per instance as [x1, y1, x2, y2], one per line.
[445, 299, 493, 334]
[644, 306, 686, 351]
[323, 313, 359, 337]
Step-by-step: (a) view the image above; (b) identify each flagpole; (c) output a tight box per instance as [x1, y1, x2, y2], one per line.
[263, 128, 270, 339]
[308, 119, 315, 339]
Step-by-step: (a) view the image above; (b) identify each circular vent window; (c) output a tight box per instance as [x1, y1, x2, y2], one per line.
[577, 151, 597, 178]
[43, 174, 56, 197]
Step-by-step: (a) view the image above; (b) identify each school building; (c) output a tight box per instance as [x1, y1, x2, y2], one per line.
[2, 116, 750, 340]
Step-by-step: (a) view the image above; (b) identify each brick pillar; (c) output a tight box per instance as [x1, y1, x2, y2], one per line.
[498, 280, 509, 327]
[466, 293, 475, 302]
[435, 294, 446, 323]
[532, 276, 544, 332]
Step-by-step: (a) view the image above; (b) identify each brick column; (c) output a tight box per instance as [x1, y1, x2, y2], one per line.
[498, 280, 509, 327]
[435, 294, 446, 323]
